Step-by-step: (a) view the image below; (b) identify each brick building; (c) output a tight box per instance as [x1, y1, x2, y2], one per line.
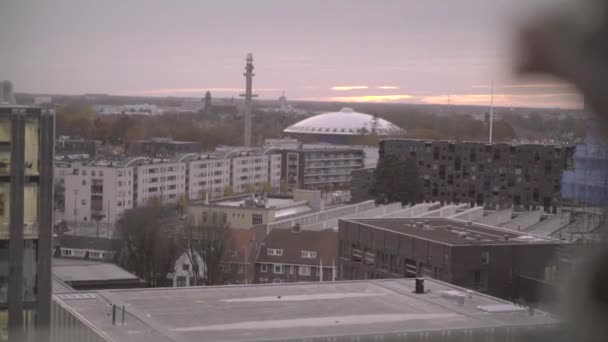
[255, 226, 337, 283]
[338, 217, 563, 302]
[378, 139, 575, 211]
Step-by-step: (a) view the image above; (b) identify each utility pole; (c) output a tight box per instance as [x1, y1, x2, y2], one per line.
[239, 53, 258, 147]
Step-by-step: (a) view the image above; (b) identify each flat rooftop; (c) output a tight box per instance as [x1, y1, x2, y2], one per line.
[52, 258, 140, 284]
[347, 218, 563, 246]
[213, 197, 299, 209]
[53, 278, 556, 342]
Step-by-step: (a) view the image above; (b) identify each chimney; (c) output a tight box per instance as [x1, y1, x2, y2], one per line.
[414, 278, 425, 294]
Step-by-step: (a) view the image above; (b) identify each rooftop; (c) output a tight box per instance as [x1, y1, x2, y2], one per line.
[284, 107, 401, 136]
[346, 218, 564, 246]
[53, 278, 557, 342]
[52, 258, 143, 290]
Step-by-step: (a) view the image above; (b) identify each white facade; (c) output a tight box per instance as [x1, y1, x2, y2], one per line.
[268, 154, 282, 190]
[133, 161, 187, 207]
[64, 165, 134, 227]
[231, 154, 271, 193]
[187, 157, 231, 200]
[170, 250, 207, 287]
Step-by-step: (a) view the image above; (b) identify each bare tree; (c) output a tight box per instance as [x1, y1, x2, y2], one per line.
[117, 204, 178, 287]
[183, 223, 232, 285]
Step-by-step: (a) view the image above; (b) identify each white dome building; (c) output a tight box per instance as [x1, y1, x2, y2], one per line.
[283, 108, 402, 143]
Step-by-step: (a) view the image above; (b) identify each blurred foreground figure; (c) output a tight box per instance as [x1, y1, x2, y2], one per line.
[518, 1, 608, 341]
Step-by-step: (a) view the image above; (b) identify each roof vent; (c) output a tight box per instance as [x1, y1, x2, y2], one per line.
[340, 107, 354, 113]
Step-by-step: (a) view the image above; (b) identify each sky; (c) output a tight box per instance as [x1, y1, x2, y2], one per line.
[1, 0, 582, 108]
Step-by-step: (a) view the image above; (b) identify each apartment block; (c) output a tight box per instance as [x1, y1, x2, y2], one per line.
[338, 217, 563, 302]
[63, 161, 134, 230]
[278, 148, 365, 191]
[230, 152, 273, 193]
[131, 158, 186, 206]
[182, 154, 231, 200]
[379, 139, 575, 211]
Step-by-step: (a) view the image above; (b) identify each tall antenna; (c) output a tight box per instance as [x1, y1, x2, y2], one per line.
[488, 81, 495, 143]
[240, 53, 258, 147]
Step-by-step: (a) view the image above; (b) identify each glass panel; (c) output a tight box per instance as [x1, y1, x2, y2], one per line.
[0, 118, 9, 177]
[22, 240, 38, 303]
[23, 183, 38, 239]
[0, 241, 6, 304]
[24, 117, 39, 177]
[0, 310, 6, 342]
[0, 184, 7, 239]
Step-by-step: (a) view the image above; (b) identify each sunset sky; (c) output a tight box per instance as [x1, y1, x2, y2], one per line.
[1, 0, 582, 108]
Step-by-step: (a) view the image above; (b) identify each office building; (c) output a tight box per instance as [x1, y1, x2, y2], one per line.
[379, 139, 575, 211]
[50, 278, 558, 342]
[0, 105, 55, 340]
[338, 217, 563, 302]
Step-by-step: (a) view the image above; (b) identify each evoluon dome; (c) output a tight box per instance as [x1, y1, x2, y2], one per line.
[283, 107, 402, 143]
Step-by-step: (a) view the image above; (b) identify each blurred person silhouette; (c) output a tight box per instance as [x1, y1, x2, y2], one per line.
[517, 1, 608, 341]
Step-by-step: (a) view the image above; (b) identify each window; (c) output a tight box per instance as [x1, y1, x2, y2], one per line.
[252, 214, 263, 225]
[81, 199, 86, 206]
[260, 264, 268, 273]
[301, 250, 317, 259]
[61, 249, 72, 256]
[273, 264, 283, 274]
[82, 179, 86, 186]
[299, 266, 311, 276]
[267, 248, 283, 256]
[481, 251, 490, 265]
[182, 263, 190, 271]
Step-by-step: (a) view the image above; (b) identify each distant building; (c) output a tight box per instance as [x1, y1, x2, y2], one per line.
[1, 105, 55, 339]
[52, 257, 144, 291]
[255, 226, 337, 284]
[55, 235, 121, 261]
[179, 153, 232, 200]
[169, 250, 206, 287]
[187, 190, 321, 230]
[56, 136, 100, 158]
[274, 147, 365, 191]
[379, 139, 575, 212]
[338, 217, 563, 302]
[126, 137, 202, 157]
[284, 107, 402, 144]
[350, 167, 375, 203]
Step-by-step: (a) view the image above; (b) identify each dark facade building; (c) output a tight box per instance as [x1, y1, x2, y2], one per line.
[276, 148, 365, 191]
[338, 217, 563, 302]
[380, 139, 575, 212]
[1, 105, 55, 340]
[350, 167, 375, 203]
[56, 137, 100, 158]
[255, 226, 337, 283]
[126, 137, 202, 157]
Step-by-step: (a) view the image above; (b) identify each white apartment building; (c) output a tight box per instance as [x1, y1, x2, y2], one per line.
[63, 161, 134, 228]
[182, 154, 231, 201]
[131, 158, 187, 206]
[268, 153, 282, 190]
[230, 152, 272, 193]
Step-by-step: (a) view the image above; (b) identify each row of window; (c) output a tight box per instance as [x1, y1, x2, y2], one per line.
[259, 263, 320, 276]
[60, 248, 110, 260]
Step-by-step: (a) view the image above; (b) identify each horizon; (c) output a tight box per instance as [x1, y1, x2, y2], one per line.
[3, 0, 582, 109]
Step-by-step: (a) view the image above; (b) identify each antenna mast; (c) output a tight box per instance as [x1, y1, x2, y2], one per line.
[489, 81, 495, 143]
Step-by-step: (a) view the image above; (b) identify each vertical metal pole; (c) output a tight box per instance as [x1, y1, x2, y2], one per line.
[8, 109, 25, 337]
[37, 109, 54, 328]
[107, 199, 110, 238]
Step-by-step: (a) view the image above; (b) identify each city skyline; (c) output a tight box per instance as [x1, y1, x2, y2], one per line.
[2, 0, 582, 109]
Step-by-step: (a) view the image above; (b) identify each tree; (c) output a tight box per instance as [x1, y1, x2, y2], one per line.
[245, 183, 256, 194]
[261, 181, 273, 194]
[185, 224, 232, 285]
[117, 204, 178, 287]
[223, 185, 234, 197]
[279, 180, 289, 194]
[370, 155, 422, 205]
